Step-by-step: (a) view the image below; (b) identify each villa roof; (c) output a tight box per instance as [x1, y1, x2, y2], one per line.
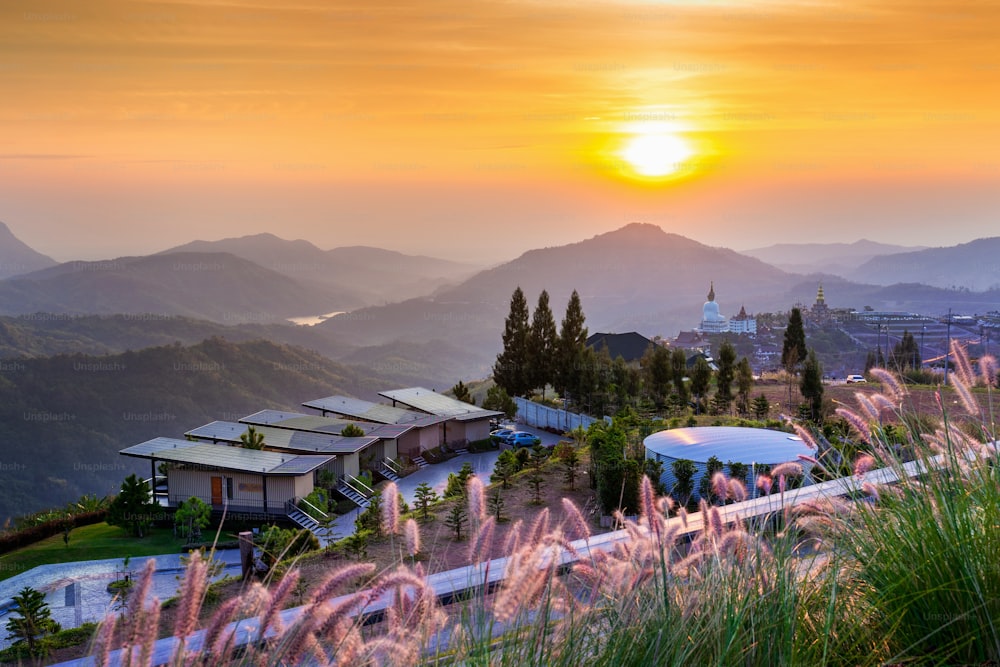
[302, 395, 446, 427]
[185, 421, 377, 455]
[240, 410, 413, 439]
[378, 387, 502, 420]
[120, 438, 333, 475]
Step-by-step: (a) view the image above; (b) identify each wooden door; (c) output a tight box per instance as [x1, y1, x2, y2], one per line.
[210, 476, 223, 505]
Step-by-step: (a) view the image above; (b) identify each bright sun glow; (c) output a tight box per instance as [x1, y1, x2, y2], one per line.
[620, 132, 694, 178]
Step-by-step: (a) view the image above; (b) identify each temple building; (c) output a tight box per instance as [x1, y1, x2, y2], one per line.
[696, 282, 757, 335]
[729, 304, 757, 334]
[699, 282, 729, 333]
[812, 283, 830, 320]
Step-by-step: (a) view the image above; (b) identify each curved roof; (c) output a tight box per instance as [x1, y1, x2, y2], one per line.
[644, 426, 811, 465]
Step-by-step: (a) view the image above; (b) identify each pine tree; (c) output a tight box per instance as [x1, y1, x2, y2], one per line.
[561, 447, 581, 490]
[642, 343, 673, 408]
[555, 290, 588, 402]
[528, 290, 558, 396]
[482, 385, 516, 419]
[752, 393, 770, 420]
[671, 347, 690, 406]
[493, 287, 532, 396]
[491, 450, 519, 489]
[715, 340, 737, 410]
[800, 348, 825, 422]
[781, 308, 808, 370]
[444, 503, 468, 541]
[689, 357, 712, 415]
[488, 488, 506, 522]
[736, 357, 754, 416]
[5, 586, 60, 657]
[107, 474, 157, 537]
[413, 483, 438, 522]
[890, 329, 921, 371]
[450, 380, 473, 404]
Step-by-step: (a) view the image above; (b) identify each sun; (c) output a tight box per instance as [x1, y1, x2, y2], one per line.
[620, 132, 693, 178]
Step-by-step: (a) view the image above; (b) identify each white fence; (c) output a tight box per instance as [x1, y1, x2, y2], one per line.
[515, 397, 600, 432]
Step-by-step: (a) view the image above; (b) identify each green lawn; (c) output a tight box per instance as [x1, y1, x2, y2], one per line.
[0, 523, 185, 581]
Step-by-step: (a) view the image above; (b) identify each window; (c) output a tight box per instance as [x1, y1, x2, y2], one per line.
[226, 477, 234, 500]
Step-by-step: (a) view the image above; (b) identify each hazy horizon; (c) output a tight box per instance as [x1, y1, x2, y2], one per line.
[2, 0, 998, 263]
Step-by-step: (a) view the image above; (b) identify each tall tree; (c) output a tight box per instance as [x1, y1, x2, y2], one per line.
[555, 290, 588, 401]
[800, 349, 825, 422]
[890, 329, 921, 371]
[5, 587, 60, 657]
[715, 340, 737, 409]
[670, 348, 690, 405]
[482, 385, 516, 419]
[528, 290, 558, 396]
[735, 357, 755, 416]
[782, 307, 808, 408]
[781, 308, 808, 370]
[450, 380, 473, 404]
[642, 343, 673, 408]
[493, 287, 532, 396]
[106, 474, 158, 537]
[689, 357, 712, 415]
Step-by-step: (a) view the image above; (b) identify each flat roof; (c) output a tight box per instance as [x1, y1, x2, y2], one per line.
[120, 438, 333, 475]
[302, 395, 446, 427]
[185, 421, 378, 455]
[379, 387, 503, 420]
[644, 426, 811, 465]
[240, 410, 413, 439]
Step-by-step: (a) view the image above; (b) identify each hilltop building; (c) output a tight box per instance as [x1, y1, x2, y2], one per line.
[696, 282, 757, 335]
[699, 282, 729, 333]
[729, 305, 758, 335]
[811, 283, 830, 321]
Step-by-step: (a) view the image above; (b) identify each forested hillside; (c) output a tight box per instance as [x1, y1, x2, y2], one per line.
[0, 338, 393, 521]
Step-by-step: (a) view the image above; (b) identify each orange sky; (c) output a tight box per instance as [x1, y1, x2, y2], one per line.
[1, 0, 998, 261]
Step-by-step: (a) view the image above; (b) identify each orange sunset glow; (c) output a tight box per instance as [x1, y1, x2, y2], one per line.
[1, 0, 998, 261]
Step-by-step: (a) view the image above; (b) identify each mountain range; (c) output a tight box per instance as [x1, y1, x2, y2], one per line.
[742, 239, 927, 276]
[160, 233, 481, 305]
[1, 221, 997, 381]
[0, 221, 57, 279]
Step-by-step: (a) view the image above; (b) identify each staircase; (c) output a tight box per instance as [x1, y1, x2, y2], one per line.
[453, 448, 469, 455]
[379, 462, 400, 483]
[412, 456, 428, 468]
[284, 499, 331, 543]
[337, 478, 371, 509]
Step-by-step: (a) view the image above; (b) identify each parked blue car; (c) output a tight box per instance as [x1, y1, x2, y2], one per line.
[490, 428, 515, 443]
[504, 431, 542, 448]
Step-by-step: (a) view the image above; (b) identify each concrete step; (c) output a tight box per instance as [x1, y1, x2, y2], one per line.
[412, 456, 428, 468]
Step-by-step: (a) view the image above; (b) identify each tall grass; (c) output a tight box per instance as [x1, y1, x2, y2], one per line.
[90, 346, 999, 666]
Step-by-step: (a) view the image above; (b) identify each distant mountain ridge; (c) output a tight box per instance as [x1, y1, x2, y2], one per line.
[852, 237, 1000, 291]
[0, 252, 353, 322]
[318, 224, 1000, 379]
[160, 233, 481, 305]
[0, 221, 57, 278]
[741, 239, 927, 276]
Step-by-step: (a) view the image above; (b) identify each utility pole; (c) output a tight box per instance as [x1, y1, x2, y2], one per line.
[944, 309, 952, 385]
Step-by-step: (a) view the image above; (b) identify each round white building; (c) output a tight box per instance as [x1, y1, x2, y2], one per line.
[644, 426, 815, 500]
